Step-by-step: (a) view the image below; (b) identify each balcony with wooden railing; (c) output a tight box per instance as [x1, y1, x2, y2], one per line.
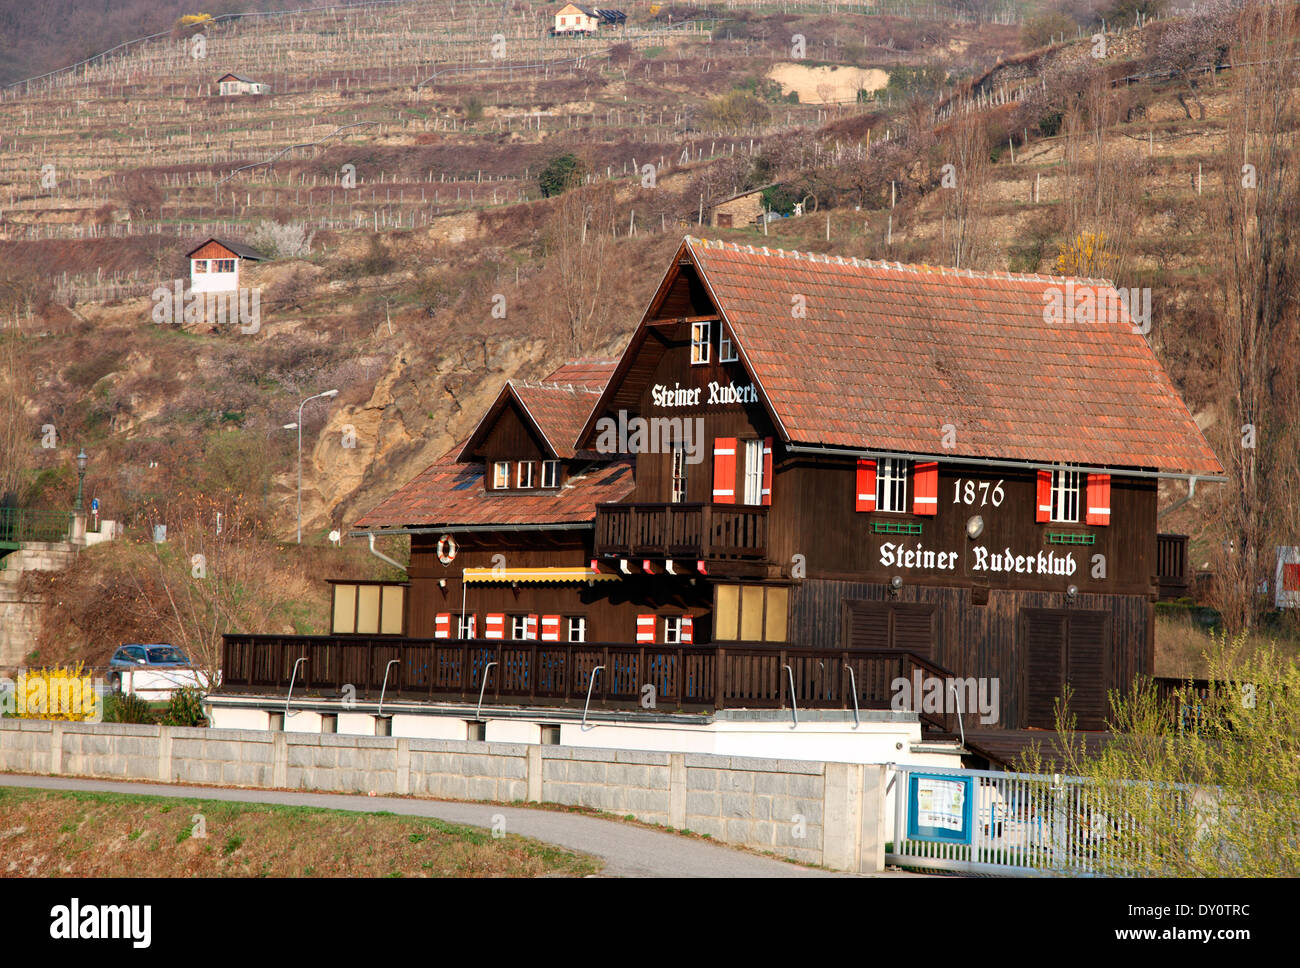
[593, 502, 768, 561]
[220, 634, 957, 732]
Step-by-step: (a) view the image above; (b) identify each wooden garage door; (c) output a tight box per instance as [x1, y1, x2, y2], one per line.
[844, 601, 936, 659]
[1023, 609, 1110, 730]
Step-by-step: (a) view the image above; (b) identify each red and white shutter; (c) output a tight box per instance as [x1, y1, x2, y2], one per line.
[525, 614, 539, 639]
[680, 616, 694, 645]
[1085, 474, 1111, 526]
[485, 613, 505, 639]
[761, 436, 773, 506]
[1036, 470, 1052, 523]
[912, 461, 938, 516]
[636, 614, 656, 643]
[712, 437, 737, 504]
[540, 615, 561, 642]
[856, 459, 877, 512]
[434, 613, 451, 639]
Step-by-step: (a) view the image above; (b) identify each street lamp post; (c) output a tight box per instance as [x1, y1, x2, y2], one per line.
[74, 449, 88, 513]
[294, 390, 338, 544]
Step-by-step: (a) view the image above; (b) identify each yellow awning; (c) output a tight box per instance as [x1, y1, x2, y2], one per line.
[462, 566, 620, 583]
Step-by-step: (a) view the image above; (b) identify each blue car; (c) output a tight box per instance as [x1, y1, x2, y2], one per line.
[107, 644, 193, 691]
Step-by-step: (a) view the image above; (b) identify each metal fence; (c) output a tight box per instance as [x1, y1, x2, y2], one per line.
[0, 507, 74, 544]
[887, 764, 1156, 877]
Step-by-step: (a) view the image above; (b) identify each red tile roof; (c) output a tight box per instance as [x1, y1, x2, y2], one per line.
[357, 359, 626, 531]
[543, 359, 619, 389]
[682, 237, 1222, 476]
[354, 448, 634, 530]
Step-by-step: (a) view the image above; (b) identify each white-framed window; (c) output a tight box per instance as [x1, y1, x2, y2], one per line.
[876, 458, 909, 513]
[193, 260, 208, 273]
[516, 461, 535, 488]
[1051, 468, 1082, 523]
[742, 439, 763, 506]
[671, 442, 688, 503]
[567, 616, 586, 643]
[493, 461, 510, 489]
[541, 460, 560, 488]
[511, 615, 528, 640]
[457, 614, 475, 638]
[663, 615, 684, 644]
[691, 321, 711, 364]
[719, 328, 738, 363]
[214, 259, 236, 273]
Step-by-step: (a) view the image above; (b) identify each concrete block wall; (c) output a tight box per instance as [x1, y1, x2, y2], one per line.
[0, 720, 887, 872]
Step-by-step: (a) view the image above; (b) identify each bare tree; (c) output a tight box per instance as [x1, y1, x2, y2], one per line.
[546, 183, 617, 352]
[940, 107, 990, 270]
[1209, 0, 1300, 630]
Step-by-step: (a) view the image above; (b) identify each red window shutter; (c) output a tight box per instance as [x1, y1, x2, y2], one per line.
[912, 461, 938, 516]
[856, 459, 877, 512]
[525, 614, 539, 639]
[540, 615, 561, 642]
[1036, 470, 1052, 523]
[1085, 474, 1111, 526]
[636, 614, 656, 643]
[761, 437, 773, 506]
[434, 613, 450, 639]
[681, 616, 694, 644]
[485, 613, 505, 639]
[712, 437, 737, 504]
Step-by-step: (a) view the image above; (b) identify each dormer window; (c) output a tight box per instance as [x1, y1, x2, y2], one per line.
[492, 461, 510, 489]
[516, 461, 535, 488]
[691, 321, 711, 364]
[541, 460, 560, 488]
[719, 328, 738, 363]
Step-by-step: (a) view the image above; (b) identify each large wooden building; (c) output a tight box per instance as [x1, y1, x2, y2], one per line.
[220, 237, 1221, 759]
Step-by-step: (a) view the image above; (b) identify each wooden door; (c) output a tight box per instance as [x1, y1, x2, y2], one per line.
[1023, 609, 1110, 730]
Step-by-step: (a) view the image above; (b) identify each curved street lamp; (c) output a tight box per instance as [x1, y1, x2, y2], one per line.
[294, 390, 338, 544]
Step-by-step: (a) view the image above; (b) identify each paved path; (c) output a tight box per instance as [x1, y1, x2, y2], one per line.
[0, 773, 882, 878]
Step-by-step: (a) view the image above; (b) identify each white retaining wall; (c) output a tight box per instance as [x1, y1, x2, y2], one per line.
[0, 719, 887, 872]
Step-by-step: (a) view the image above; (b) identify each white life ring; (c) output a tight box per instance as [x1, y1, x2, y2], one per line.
[437, 534, 458, 566]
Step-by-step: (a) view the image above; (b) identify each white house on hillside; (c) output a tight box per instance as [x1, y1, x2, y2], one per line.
[552, 4, 626, 34]
[217, 73, 268, 95]
[187, 238, 264, 293]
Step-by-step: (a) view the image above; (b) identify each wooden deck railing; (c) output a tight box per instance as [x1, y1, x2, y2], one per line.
[1156, 533, 1189, 600]
[220, 635, 953, 726]
[593, 502, 768, 560]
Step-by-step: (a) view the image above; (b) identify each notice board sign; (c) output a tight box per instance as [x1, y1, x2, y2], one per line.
[907, 773, 974, 845]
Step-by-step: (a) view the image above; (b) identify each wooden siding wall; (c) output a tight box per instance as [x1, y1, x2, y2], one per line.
[787, 578, 1151, 729]
[772, 459, 1158, 596]
[477, 401, 549, 463]
[407, 533, 711, 641]
[623, 321, 775, 505]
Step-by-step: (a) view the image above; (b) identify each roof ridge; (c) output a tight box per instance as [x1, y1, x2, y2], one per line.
[687, 233, 1123, 287]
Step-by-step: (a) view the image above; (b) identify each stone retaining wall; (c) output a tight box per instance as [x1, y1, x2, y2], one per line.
[0, 719, 887, 872]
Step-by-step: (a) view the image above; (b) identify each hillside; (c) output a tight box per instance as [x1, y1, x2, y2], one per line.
[2, 0, 1297, 665]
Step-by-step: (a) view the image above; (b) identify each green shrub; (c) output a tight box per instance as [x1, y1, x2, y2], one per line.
[160, 687, 208, 727]
[102, 691, 156, 725]
[538, 153, 586, 198]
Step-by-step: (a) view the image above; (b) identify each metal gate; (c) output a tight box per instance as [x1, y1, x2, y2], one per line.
[887, 765, 1142, 877]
